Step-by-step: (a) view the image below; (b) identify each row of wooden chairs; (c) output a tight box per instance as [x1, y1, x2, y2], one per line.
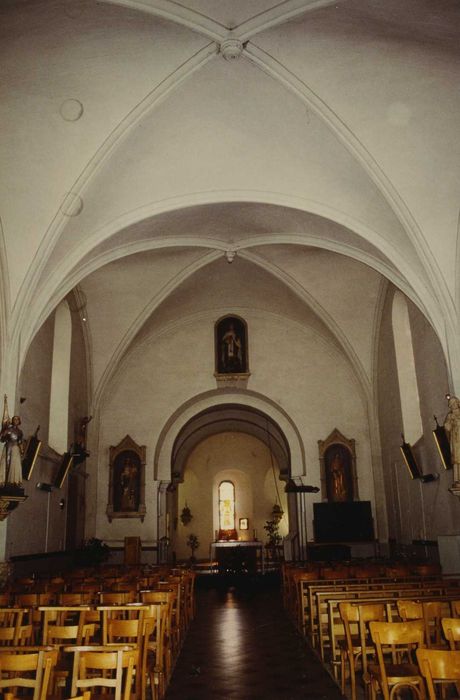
[0, 567, 197, 700]
[7, 566, 186, 595]
[339, 602, 460, 699]
[281, 563, 460, 699]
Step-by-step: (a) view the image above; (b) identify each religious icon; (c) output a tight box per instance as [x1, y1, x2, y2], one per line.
[324, 444, 353, 502]
[215, 316, 248, 375]
[114, 454, 140, 512]
[107, 435, 146, 522]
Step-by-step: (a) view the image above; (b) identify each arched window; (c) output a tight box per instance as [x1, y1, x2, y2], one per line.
[48, 300, 72, 453]
[218, 480, 235, 532]
[392, 291, 423, 444]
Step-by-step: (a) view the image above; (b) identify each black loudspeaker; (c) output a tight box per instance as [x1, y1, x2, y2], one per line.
[54, 452, 74, 489]
[313, 501, 374, 543]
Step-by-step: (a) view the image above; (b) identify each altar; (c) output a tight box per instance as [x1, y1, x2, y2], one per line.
[210, 541, 264, 574]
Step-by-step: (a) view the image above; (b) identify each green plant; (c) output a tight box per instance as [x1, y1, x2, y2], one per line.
[76, 537, 111, 566]
[264, 518, 282, 547]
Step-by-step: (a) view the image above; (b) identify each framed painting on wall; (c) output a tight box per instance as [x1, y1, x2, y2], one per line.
[106, 434, 146, 522]
[318, 428, 358, 503]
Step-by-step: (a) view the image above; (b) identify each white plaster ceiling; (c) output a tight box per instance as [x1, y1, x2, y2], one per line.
[2, 0, 459, 396]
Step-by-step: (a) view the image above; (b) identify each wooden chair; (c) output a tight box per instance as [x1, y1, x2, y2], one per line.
[40, 607, 93, 643]
[339, 602, 386, 700]
[73, 648, 137, 700]
[451, 600, 460, 618]
[142, 605, 169, 700]
[367, 619, 426, 700]
[397, 600, 445, 647]
[106, 617, 144, 698]
[0, 608, 30, 644]
[417, 648, 460, 699]
[0, 649, 56, 700]
[441, 617, 460, 650]
[140, 593, 174, 686]
[98, 606, 149, 646]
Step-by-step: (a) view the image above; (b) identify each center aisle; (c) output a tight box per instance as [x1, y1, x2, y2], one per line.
[165, 574, 345, 700]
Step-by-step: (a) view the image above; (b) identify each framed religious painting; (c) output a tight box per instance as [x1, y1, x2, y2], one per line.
[318, 428, 358, 503]
[106, 435, 146, 522]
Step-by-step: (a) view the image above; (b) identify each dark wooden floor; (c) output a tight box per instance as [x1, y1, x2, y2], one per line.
[165, 574, 346, 700]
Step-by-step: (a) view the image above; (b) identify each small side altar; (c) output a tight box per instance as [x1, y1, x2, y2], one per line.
[210, 541, 264, 574]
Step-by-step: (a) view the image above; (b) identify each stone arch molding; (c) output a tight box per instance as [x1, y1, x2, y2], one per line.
[154, 389, 306, 483]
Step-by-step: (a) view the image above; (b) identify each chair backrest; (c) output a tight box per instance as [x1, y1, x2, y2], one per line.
[107, 618, 142, 645]
[370, 619, 425, 647]
[451, 600, 460, 617]
[397, 599, 423, 621]
[59, 593, 93, 606]
[356, 603, 386, 674]
[338, 601, 360, 646]
[442, 617, 460, 650]
[99, 592, 136, 605]
[76, 648, 137, 700]
[0, 650, 55, 700]
[422, 601, 444, 646]
[416, 648, 460, 700]
[0, 622, 33, 645]
[370, 619, 425, 669]
[45, 623, 96, 645]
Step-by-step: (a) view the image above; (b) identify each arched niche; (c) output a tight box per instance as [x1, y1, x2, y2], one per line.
[214, 315, 249, 376]
[318, 428, 358, 502]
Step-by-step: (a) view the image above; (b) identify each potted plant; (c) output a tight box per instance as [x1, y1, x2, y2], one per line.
[186, 533, 200, 563]
[75, 537, 111, 566]
[264, 518, 282, 548]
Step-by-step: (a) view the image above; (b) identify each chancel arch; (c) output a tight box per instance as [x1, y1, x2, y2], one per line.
[155, 391, 304, 484]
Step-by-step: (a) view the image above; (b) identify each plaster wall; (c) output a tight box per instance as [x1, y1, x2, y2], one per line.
[96, 308, 376, 545]
[174, 432, 288, 561]
[377, 286, 459, 546]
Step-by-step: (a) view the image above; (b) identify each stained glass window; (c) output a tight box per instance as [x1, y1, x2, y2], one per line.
[218, 481, 235, 531]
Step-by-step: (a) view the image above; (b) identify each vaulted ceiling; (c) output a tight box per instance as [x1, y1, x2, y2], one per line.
[2, 0, 460, 398]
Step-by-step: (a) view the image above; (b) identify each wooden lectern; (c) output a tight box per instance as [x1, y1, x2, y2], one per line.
[124, 536, 141, 566]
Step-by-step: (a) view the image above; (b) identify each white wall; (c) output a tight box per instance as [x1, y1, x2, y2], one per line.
[94, 307, 376, 545]
[173, 432, 288, 561]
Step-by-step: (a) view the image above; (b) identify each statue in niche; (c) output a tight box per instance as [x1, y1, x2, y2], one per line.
[215, 316, 248, 375]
